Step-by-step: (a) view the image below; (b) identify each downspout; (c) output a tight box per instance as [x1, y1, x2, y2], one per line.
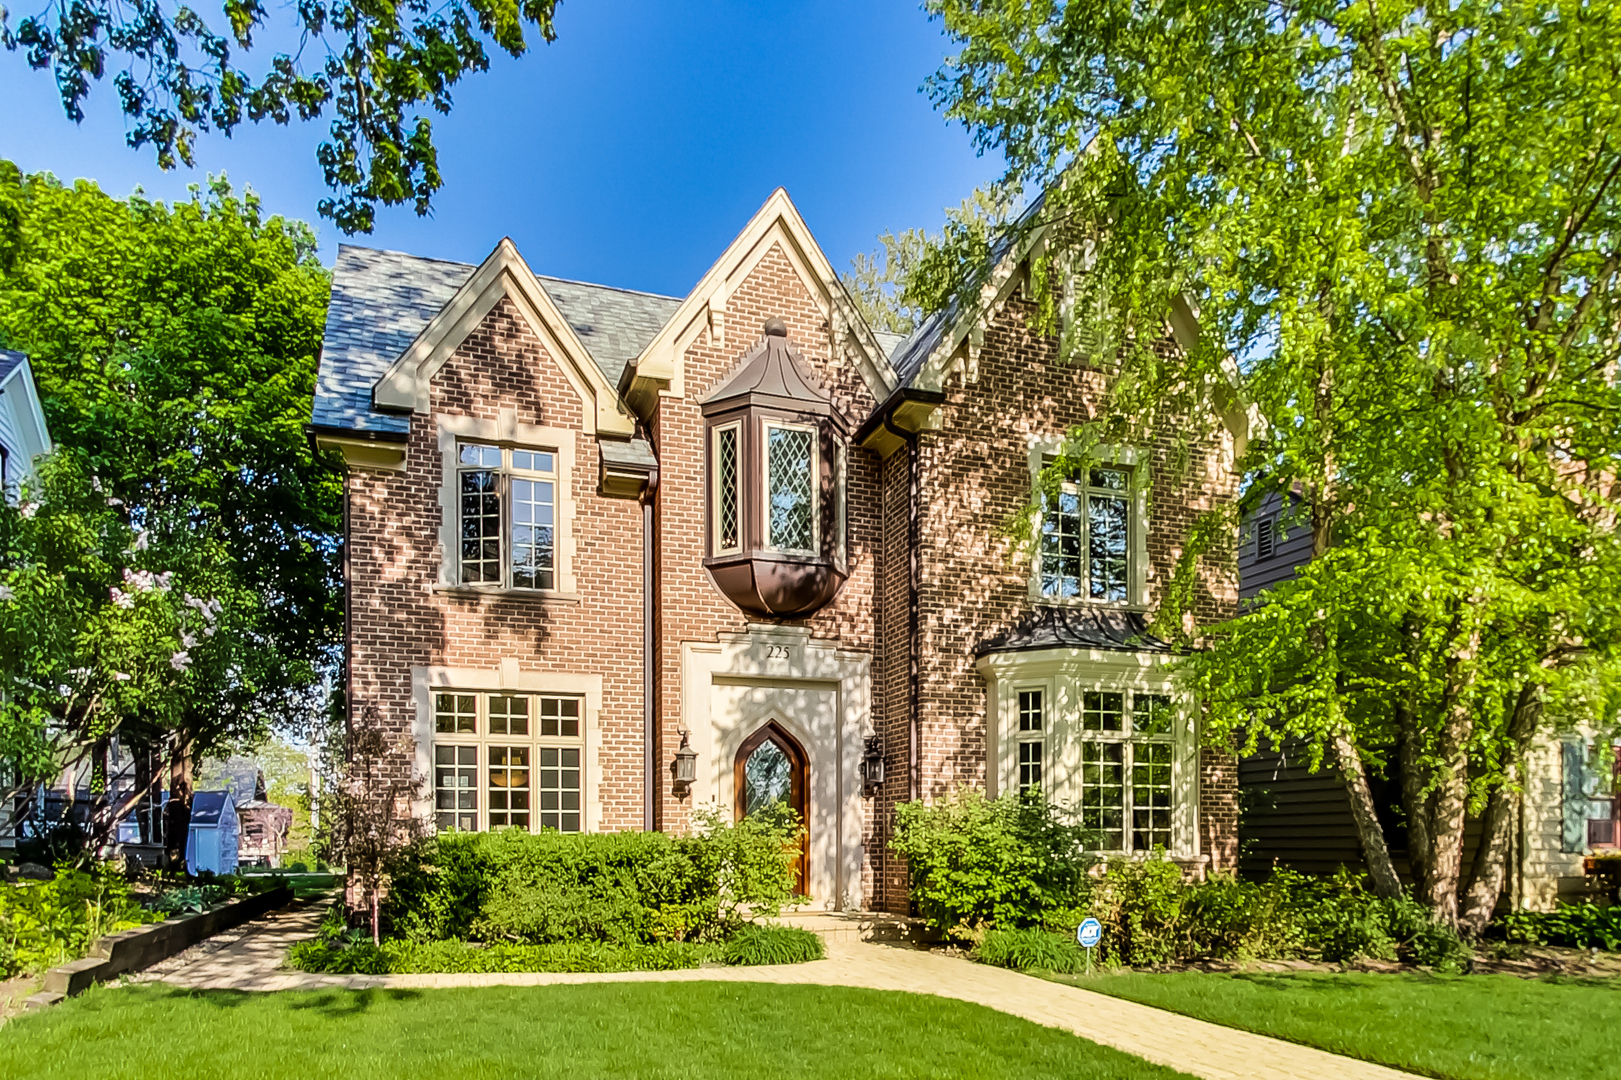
[343, 470, 353, 741]
[882, 414, 922, 805]
[642, 463, 660, 832]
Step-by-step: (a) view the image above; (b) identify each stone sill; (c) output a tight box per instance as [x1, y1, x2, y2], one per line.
[430, 585, 582, 604]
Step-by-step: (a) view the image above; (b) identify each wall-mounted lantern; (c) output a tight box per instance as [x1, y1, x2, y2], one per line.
[672, 731, 698, 788]
[860, 735, 884, 795]
[700, 318, 851, 618]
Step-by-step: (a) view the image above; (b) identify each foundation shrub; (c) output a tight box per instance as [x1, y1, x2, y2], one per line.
[287, 938, 718, 974]
[894, 793, 1469, 968]
[889, 789, 1092, 936]
[976, 928, 1087, 973]
[1496, 902, 1621, 951]
[721, 924, 825, 966]
[383, 807, 801, 946]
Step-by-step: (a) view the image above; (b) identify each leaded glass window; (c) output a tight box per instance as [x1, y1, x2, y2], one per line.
[767, 424, 816, 552]
[1039, 465, 1131, 602]
[715, 424, 740, 553]
[744, 739, 792, 815]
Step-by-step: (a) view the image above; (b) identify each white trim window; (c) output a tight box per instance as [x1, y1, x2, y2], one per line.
[1040, 466, 1131, 602]
[713, 421, 742, 555]
[432, 691, 584, 833]
[1016, 688, 1045, 793]
[457, 443, 558, 589]
[1078, 690, 1176, 852]
[765, 421, 818, 554]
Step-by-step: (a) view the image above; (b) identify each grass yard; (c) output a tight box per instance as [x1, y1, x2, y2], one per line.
[1059, 970, 1620, 1080]
[0, 982, 1196, 1080]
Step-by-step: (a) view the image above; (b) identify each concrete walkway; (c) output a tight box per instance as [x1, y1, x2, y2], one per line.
[143, 905, 1418, 1080]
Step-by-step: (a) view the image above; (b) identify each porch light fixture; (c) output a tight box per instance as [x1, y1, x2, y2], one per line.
[860, 736, 884, 794]
[672, 731, 698, 788]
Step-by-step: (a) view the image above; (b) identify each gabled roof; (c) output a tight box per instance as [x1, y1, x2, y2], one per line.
[312, 245, 680, 436]
[189, 790, 236, 828]
[974, 606, 1173, 657]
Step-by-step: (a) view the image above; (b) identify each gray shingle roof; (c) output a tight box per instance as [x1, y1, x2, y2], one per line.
[0, 349, 28, 385]
[311, 245, 682, 434]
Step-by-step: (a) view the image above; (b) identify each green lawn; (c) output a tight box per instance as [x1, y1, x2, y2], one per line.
[1059, 970, 1620, 1080]
[1, 982, 1195, 1080]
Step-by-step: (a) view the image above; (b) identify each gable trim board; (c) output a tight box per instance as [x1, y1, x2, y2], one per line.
[618, 188, 900, 419]
[373, 238, 637, 437]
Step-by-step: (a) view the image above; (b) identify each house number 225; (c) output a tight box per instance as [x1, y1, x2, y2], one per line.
[765, 645, 794, 659]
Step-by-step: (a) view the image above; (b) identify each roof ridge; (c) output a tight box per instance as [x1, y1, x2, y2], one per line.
[533, 273, 682, 303]
[337, 243, 475, 269]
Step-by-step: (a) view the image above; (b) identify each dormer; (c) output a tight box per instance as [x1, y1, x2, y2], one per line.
[702, 319, 851, 618]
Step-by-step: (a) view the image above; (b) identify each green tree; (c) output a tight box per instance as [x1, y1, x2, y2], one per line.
[922, 0, 1621, 933]
[0, 164, 339, 865]
[1, 0, 560, 232]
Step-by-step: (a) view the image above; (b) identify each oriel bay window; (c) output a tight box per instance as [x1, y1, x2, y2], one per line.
[700, 317, 851, 618]
[456, 443, 558, 589]
[433, 691, 583, 833]
[1041, 466, 1131, 602]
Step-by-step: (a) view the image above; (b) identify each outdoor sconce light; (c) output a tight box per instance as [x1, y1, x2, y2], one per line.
[672, 731, 698, 788]
[860, 736, 884, 794]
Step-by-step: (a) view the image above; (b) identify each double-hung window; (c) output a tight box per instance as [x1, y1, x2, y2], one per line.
[1040, 466, 1130, 602]
[457, 443, 557, 589]
[432, 691, 583, 833]
[1078, 690, 1176, 852]
[765, 422, 817, 554]
[1016, 689, 1045, 794]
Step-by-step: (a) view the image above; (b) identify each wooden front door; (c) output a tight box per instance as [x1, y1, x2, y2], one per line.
[734, 722, 809, 895]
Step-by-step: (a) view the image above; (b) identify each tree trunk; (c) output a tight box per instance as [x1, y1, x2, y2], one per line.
[1418, 699, 1472, 927]
[162, 734, 195, 872]
[1459, 684, 1541, 935]
[133, 743, 153, 846]
[1335, 734, 1404, 898]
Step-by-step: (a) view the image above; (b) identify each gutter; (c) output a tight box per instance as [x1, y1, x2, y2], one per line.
[853, 386, 946, 447]
[642, 461, 661, 832]
[882, 412, 923, 805]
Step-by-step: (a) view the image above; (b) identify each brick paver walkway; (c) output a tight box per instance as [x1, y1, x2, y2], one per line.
[145, 905, 1417, 1080]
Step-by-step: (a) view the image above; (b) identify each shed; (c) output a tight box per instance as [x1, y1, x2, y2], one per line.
[185, 791, 240, 875]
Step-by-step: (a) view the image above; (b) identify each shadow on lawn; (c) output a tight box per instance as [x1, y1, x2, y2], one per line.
[107, 985, 425, 1019]
[283, 988, 425, 1018]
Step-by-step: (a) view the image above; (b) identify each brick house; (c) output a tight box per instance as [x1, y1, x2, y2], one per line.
[308, 189, 1249, 912]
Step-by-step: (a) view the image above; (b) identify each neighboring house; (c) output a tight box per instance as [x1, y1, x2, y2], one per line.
[0, 349, 52, 500]
[308, 189, 1249, 912]
[201, 757, 296, 867]
[185, 791, 240, 875]
[1236, 493, 1618, 910]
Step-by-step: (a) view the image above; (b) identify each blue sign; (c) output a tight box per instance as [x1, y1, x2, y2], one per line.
[1077, 917, 1102, 949]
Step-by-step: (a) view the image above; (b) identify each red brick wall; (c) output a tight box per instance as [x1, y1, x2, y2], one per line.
[345, 297, 647, 828]
[901, 295, 1241, 859]
[651, 243, 883, 833]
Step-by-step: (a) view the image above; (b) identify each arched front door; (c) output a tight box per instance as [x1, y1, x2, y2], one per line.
[734, 722, 809, 895]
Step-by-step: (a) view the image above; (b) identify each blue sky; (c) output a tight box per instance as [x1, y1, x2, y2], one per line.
[0, 1, 1003, 296]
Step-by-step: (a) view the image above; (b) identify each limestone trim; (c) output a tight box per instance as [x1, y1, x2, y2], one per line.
[313, 432, 408, 472]
[1024, 438, 1151, 611]
[620, 189, 899, 418]
[679, 624, 871, 911]
[373, 237, 636, 437]
[409, 664, 605, 833]
[976, 647, 1200, 861]
[433, 411, 579, 597]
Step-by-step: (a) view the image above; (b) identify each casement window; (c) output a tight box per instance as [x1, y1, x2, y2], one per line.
[1017, 689, 1045, 793]
[456, 443, 558, 589]
[712, 422, 742, 555]
[765, 422, 818, 554]
[1077, 691, 1176, 852]
[1040, 466, 1131, 602]
[432, 691, 583, 833]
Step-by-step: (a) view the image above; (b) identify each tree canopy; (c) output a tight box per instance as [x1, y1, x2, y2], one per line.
[0, 164, 339, 860]
[1, 0, 560, 232]
[920, 0, 1621, 931]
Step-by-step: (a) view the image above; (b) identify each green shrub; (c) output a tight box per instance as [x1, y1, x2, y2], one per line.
[721, 924, 825, 966]
[384, 809, 801, 946]
[889, 789, 1093, 936]
[1496, 902, 1621, 951]
[286, 937, 720, 974]
[976, 928, 1087, 973]
[0, 865, 159, 978]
